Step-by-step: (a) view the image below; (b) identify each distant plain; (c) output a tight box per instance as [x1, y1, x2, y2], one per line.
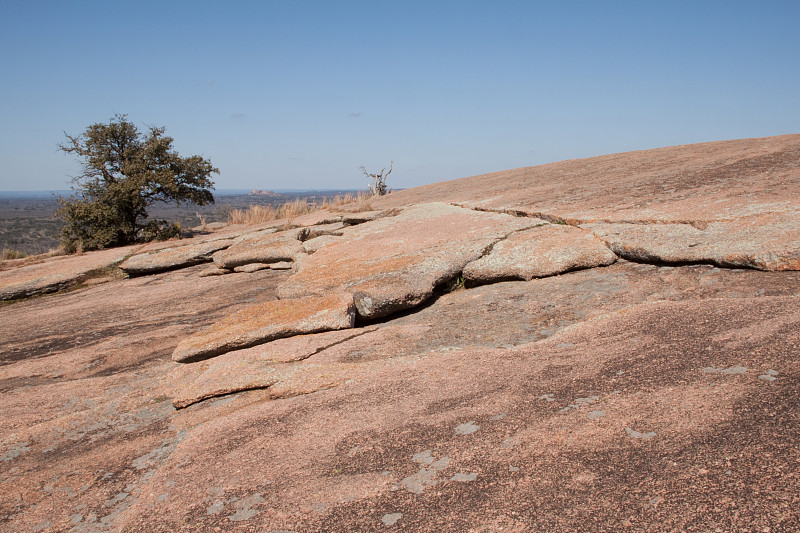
[0, 190, 356, 255]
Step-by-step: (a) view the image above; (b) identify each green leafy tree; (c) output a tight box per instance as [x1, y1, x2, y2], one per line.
[57, 114, 217, 251]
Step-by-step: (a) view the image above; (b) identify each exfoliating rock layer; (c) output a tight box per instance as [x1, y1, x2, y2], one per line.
[2, 134, 800, 532]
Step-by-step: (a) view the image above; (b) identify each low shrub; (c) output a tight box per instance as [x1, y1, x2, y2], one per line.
[139, 220, 182, 242]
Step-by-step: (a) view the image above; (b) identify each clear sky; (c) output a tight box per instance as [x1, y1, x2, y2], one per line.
[1, 0, 798, 192]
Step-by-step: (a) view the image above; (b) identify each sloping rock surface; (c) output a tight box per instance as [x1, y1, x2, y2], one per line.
[583, 211, 800, 270]
[370, 134, 800, 223]
[303, 234, 343, 253]
[120, 238, 235, 275]
[278, 202, 543, 318]
[132, 290, 800, 532]
[2, 135, 800, 532]
[198, 265, 231, 277]
[212, 228, 303, 268]
[168, 328, 376, 408]
[168, 261, 800, 410]
[298, 221, 347, 240]
[232, 262, 272, 273]
[463, 223, 617, 283]
[171, 292, 357, 363]
[0, 245, 136, 300]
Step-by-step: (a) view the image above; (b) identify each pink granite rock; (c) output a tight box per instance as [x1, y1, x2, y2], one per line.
[341, 210, 393, 225]
[277, 202, 543, 318]
[315, 210, 392, 226]
[302, 234, 343, 254]
[128, 294, 800, 532]
[298, 222, 346, 240]
[288, 208, 345, 227]
[5, 135, 800, 532]
[198, 266, 232, 277]
[168, 261, 800, 410]
[171, 292, 357, 363]
[583, 211, 800, 270]
[233, 262, 272, 273]
[0, 245, 137, 300]
[169, 328, 376, 408]
[463, 224, 617, 283]
[268, 261, 293, 270]
[170, 325, 444, 409]
[212, 228, 303, 269]
[120, 238, 235, 275]
[369, 134, 800, 224]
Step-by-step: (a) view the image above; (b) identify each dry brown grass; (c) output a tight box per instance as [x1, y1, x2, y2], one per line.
[319, 190, 374, 212]
[227, 191, 377, 226]
[227, 198, 315, 225]
[0, 246, 69, 272]
[227, 205, 277, 225]
[280, 198, 316, 219]
[1, 248, 29, 260]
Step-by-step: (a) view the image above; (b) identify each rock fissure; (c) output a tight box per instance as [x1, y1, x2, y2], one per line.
[584, 213, 800, 271]
[462, 222, 618, 285]
[451, 201, 728, 231]
[451, 202, 800, 272]
[479, 224, 551, 259]
[601, 245, 748, 270]
[175, 383, 276, 409]
[171, 292, 357, 363]
[451, 202, 578, 226]
[273, 327, 376, 365]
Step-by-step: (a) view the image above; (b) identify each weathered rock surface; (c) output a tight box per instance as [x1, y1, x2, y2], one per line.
[0, 265, 291, 532]
[0, 245, 136, 300]
[298, 221, 346, 240]
[3, 253, 800, 531]
[583, 211, 800, 270]
[168, 262, 800, 410]
[198, 265, 232, 277]
[268, 260, 293, 270]
[120, 238, 235, 275]
[370, 134, 800, 223]
[3, 135, 800, 532]
[289, 208, 350, 227]
[463, 223, 617, 283]
[129, 293, 800, 533]
[278, 202, 543, 318]
[303, 234, 343, 253]
[212, 228, 303, 269]
[168, 328, 377, 408]
[341, 210, 392, 225]
[171, 292, 357, 363]
[315, 210, 391, 226]
[233, 262, 272, 273]
[210, 222, 352, 270]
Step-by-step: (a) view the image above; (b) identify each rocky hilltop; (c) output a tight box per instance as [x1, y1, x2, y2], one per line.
[1, 135, 799, 532]
[249, 190, 284, 198]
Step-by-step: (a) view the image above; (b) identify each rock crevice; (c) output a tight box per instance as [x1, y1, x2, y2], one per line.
[451, 202, 800, 272]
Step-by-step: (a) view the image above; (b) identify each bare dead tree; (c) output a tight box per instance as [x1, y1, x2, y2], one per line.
[360, 161, 393, 196]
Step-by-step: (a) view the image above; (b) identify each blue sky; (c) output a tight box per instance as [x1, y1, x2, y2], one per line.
[1, 0, 798, 192]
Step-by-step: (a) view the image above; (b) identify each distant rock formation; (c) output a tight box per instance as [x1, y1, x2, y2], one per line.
[249, 189, 283, 197]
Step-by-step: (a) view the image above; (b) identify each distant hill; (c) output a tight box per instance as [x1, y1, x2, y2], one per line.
[249, 189, 284, 197]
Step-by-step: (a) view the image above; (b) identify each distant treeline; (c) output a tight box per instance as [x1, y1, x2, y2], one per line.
[0, 190, 359, 256]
